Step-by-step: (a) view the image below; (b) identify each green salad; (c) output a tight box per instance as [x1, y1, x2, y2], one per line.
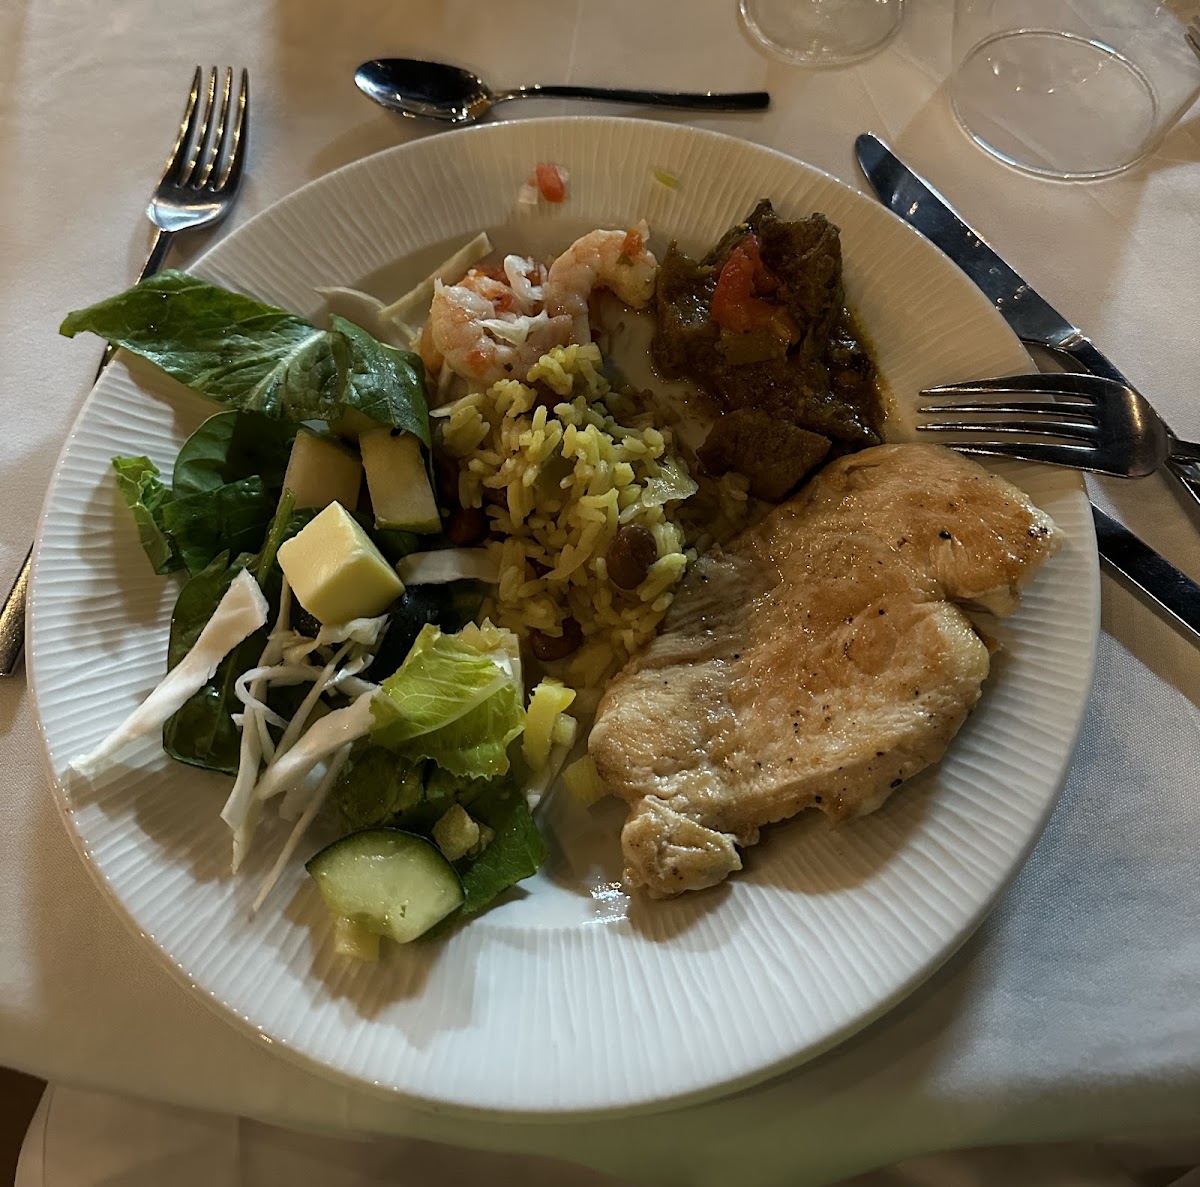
[63, 269, 576, 958]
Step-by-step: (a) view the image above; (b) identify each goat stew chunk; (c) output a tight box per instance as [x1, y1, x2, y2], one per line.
[653, 200, 884, 501]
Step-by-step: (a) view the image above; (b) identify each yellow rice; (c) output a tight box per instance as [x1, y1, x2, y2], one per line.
[439, 343, 694, 686]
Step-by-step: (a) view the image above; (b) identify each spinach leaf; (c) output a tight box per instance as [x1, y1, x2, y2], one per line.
[161, 476, 276, 576]
[456, 781, 547, 917]
[61, 271, 431, 443]
[111, 456, 182, 574]
[173, 410, 296, 497]
[332, 315, 430, 445]
[331, 746, 426, 832]
[63, 272, 337, 418]
[162, 550, 259, 773]
[162, 494, 297, 774]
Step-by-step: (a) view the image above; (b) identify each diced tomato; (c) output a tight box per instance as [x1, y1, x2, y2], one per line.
[535, 162, 567, 203]
[711, 236, 785, 333]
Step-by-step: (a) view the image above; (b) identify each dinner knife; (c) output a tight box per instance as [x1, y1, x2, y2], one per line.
[855, 133, 1200, 516]
[855, 132, 1200, 645]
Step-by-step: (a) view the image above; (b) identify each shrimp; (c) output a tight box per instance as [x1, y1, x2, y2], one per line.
[422, 255, 574, 387]
[544, 222, 659, 343]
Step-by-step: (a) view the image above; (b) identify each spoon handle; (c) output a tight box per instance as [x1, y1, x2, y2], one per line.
[499, 85, 769, 111]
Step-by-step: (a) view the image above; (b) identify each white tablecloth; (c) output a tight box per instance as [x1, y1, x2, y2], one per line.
[1, 1, 1199, 1184]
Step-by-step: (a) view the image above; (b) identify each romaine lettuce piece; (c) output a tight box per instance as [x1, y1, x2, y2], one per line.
[370, 624, 526, 780]
[370, 624, 510, 746]
[111, 456, 182, 574]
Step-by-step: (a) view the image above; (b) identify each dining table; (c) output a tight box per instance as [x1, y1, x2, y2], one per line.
[2, 0, 1199, 1183]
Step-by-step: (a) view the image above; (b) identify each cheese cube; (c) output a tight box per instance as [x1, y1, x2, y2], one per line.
[277, 502, 403, 625]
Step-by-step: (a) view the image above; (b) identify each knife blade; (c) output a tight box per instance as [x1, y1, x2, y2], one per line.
[855, 132, 1200, 645]
[1093, 506, 1200, 646]
[854, 133, 1200, 517]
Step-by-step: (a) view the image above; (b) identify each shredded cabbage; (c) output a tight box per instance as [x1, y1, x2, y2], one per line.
[72, 569, 268, 778]
[396, 548, 499, 586]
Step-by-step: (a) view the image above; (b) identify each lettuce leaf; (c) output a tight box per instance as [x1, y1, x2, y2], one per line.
[370, 625, 509, 745]
[61, 271, 430, 444]
[111, 456, 182, 574]
[400, 681, 523, 779]
[370, 624, 525, 780]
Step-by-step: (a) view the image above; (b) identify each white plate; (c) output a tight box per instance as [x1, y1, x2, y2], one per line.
[28, 118, 1099, 1117]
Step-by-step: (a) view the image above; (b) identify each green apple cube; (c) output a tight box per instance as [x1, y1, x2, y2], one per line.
[277, 501, 404, 626]
[360, 427, 441, 534]
[283, 429, 363, 510]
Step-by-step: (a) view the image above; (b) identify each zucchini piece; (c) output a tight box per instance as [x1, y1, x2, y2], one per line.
[282, 430, 362, 511]
[306, 828, 464, 944]
[360, 427, 441, 533]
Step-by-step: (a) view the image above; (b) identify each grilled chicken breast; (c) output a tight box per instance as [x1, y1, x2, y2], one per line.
[589, 444, 1062, 897]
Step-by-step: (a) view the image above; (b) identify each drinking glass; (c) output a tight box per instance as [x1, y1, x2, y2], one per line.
[951, 0, 1200, 179]
[740, 0, 905, 67]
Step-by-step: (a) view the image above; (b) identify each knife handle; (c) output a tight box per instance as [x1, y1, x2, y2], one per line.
[1052, 339, 1200, 523]
[0, 546, 31, 676]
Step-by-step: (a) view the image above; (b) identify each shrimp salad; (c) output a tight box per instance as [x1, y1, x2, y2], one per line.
[59, 216, 696, 958]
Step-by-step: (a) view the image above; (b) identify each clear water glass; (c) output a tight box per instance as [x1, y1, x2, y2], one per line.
[951, 0, 1200, 179]
[740, 0, 905, 67]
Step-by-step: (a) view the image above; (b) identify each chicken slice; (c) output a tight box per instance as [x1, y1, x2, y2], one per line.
[588, 444, 1062, 897]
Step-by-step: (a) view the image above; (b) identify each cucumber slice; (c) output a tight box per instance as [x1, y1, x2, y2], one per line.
[306, 828, 464, 944]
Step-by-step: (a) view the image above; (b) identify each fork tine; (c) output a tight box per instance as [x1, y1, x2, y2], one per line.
[917, 399, 1096, 418]
[918, 418, 1099, 440]
[212, 69, 249, 193]
[922, 374, 1099, 402]
[938, 441, 1110, 471]
[175, 67, 218, 186]
[162, 66, 204, 181]
[194, 68, 233, 188]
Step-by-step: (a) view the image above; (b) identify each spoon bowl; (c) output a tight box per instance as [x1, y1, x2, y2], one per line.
[354, 58, 770, 124]
[355, 59, 494, 123]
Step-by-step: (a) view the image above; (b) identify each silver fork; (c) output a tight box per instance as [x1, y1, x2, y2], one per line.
[96, 66, 249, 370]
[0, 66, 250, 677]
[917, 372, 1200, 479]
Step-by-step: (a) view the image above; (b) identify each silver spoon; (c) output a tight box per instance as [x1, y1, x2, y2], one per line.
[354, 58, 770, 124]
